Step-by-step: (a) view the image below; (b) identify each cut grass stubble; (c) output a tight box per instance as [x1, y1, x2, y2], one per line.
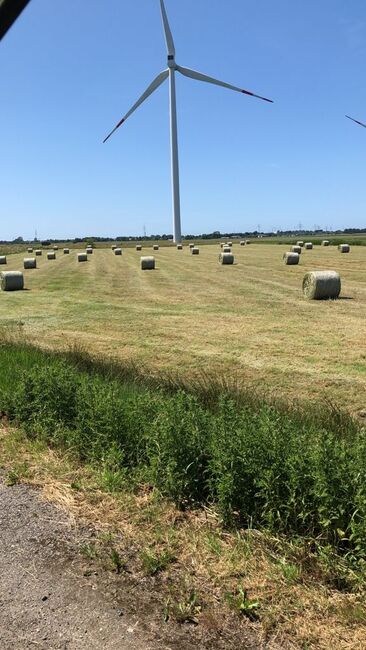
[1, 244, 366, 412]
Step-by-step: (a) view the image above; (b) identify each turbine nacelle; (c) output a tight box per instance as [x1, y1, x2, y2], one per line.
[167, 55, 176, 69]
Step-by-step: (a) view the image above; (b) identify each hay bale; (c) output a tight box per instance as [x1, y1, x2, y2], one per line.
[63, 248, 70, 254]
[322, 240, 330, 246]
[304, 242, 313, 250]
[35, 250, 42, 256]
[111, 244, 117, 250]
[141, 256, 155, 270]
[176, 244, 183, 250]
[86, 247, 93, 254]
[283, 252, 299, 265]
[136, 245, 142, 251]
[23, 257, 37, 269]
[222, 245, 231, 253]
[153, 245, 159, 251]
[191, 247, 200, 255]
[27, 247, 33, 253]
[296, 241, 304, 247]
[47, 252, 56, 260]
[245, 240, 251, 245]
[53, 245, 59, 250]
[1, 271, 24, 291]
[78, 253, 88, 262]
[0, 256, 7, 265]
[114, 248, 122, 256]
[291, 245, 302, 254]
[303, 270, 341, 300]
[339, 244, 350, 253]
[227, 241, 233, 246]
[189, 243, 195, 249]
[219, 252, 234, 265]
[240, 240, 245, 246]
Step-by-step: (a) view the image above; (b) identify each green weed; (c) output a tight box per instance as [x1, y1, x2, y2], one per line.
[80, 542, 98, 560]
[226, 586, 260, 620]
[110, 548, 125, 574]
[5, 462, 28, 486]
[164, 590, 201, 624]
[141, 548, 176, 576]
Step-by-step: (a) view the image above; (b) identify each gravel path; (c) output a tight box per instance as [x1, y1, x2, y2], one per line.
[0, 479, 262, 650]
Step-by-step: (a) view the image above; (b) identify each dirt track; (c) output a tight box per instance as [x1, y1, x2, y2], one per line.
[0, 479, 261, 650]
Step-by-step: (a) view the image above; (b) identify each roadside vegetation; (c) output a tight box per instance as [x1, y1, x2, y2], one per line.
[1, 332, 366, 647]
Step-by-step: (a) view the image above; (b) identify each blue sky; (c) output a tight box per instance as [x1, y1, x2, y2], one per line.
[1, 0, 366, 239]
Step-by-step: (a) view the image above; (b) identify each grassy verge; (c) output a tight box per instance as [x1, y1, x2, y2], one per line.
[1, 335, 366, 647]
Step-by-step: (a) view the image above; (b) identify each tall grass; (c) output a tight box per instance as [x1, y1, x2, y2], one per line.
[1, 338, 366, 565]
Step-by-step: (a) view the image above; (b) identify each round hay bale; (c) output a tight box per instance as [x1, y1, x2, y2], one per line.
[283, 252, 299, 265]
[35, 250, 42, 256]
[304, 242, 313, 250]
[114, 248, 122, 256]
[296, 241, 304, 247]
[78, 253, 88, 262]
[27, 247, 33, 253]
[86, 247, 93, 254]
[339, 244, 350, 253]
[222, 245, 231, 253]
[0, 256, 7, 265]
[240, 240, 245, 246]
[111, 245, 117, 250]
[63, 248, 70, 254]
[227, 241, 233, 246]
[136, 245, 142, 251]
[153, 245, 159, 251]
[53, 245, 59, 250]
[176, 244, 183, 250]
[47, 252, 56, 260]
[1, 271, 24, 291]
[141, 256, 155, 270]
[322, 240, 330, 246]
[303, 270, 341, 300]
[291, 245, 302, 254]
[245, 240, 251, 245]
[191, 247, 200, 255]
[23, 257, 37, 269]
[219, 252, 234, 265]
[189, 243, 195, 249]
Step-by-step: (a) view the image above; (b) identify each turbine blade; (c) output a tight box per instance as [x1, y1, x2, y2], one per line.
[0, 0, 31, 41]
[176, 65, 273, 103]
[346, 115, 366, 128]
[103, 70, 169, 143]
[160, 0, 175, 57]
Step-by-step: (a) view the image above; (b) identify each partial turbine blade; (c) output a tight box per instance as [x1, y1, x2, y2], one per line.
[0, 0, 31, 41]
[103, 70, 169, 143]
[176, 65, 273, 103]
[160, 0, 175, 57]
[346, 115, 366, 128]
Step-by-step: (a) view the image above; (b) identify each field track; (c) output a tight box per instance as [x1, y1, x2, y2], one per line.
[1, 243, 366, 412]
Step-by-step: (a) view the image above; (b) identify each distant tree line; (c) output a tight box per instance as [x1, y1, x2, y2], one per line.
[1, 227, 366, 245]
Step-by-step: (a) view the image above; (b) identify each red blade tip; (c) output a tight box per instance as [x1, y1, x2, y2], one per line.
[241, 89, 273, 103]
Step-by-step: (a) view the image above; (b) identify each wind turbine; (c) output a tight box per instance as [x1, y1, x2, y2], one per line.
[346, 115, 366, 129]
[103, 0, 273, 243]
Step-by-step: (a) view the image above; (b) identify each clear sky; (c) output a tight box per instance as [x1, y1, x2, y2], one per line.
[1, 0, 366, 240]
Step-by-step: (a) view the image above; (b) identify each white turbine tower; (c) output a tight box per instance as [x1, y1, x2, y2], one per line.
[103, 0, 273, 243]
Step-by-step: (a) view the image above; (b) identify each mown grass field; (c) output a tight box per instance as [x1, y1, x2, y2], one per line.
[1, 242, 366, 412]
